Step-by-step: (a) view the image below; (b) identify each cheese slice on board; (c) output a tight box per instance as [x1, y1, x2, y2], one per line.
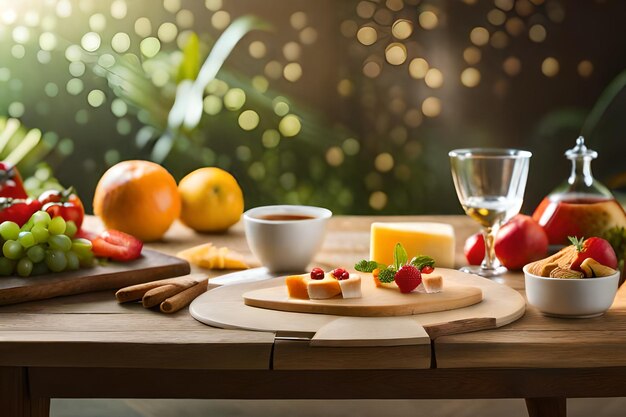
[370, 222, 455, 268]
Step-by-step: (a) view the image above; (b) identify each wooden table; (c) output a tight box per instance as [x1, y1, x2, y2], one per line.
[2, 215, 626, 417]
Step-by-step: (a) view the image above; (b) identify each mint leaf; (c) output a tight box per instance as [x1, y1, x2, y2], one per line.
[410, 255, 435, 270]
[354, 260, 384, 273]
[377, 267, 396, 283]
[393, 243, 408, 270]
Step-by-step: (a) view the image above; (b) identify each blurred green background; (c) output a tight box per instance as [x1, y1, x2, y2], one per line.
[0, 0, 625, 214]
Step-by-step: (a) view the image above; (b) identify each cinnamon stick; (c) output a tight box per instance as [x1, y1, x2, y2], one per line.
[115, 274, 206, 303]
[160, 279, 208, 314]
[142, 284, 184, 308]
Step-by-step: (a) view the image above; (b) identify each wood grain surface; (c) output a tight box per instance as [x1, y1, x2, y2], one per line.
[243, 273, 483, 317]
[1, 214, 626, 371]
[190, 268, 525, 349]
[0, 249, 190, 306]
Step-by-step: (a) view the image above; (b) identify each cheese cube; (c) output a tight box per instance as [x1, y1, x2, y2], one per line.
[307, 277, 341, 299]
[338, 274, 362, 298]
[285, 275, 310, 299]
[422, 274, 443, 293]
[370, 222, 455, 268]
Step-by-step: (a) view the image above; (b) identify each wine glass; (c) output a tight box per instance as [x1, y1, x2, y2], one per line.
[449, 148, 532, 277]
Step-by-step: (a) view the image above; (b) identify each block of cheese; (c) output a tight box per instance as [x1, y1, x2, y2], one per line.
[307, 276, 341, 299]
[370, 222, 455, 268]
[338, 274, 362, 298]
[422, 273, 443, 293]
[285, 275, 309, 299]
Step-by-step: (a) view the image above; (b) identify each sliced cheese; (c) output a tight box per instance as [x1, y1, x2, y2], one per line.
[285, 275, 309, 299]
[338, 274, 362, 298]
[422, 273, 443, 293]
[177, 243, 249, 270]
[307, 276, 342, 300]
[370, 222, 455, 268]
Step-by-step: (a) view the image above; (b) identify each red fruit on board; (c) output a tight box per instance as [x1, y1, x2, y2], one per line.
[464, 215, 549, 270]
[394, 265, 422, 293]
[310, 267, 325, 280]
[569, 236, 618, 272]
[464, 233, 485, 266]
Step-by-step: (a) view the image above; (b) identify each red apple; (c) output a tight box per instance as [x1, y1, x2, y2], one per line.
[464, 214, 549, 270]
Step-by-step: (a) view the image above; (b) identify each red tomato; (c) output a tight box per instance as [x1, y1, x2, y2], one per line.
[0, 162, 28, 199]
[0, 198, 42, 226]
[464, 215, 549, 270]
[569, 236, 618, 271]
[39, 187, 85, 230]
[91, 230, 143, 262]
[464, 233, 485, 266]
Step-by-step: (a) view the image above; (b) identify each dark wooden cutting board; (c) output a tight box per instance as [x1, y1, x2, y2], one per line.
[0, 249, 190, 305]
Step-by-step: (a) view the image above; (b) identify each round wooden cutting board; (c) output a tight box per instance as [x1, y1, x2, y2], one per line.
[190, 268, 526, 346]
[243, 275, 483, 317]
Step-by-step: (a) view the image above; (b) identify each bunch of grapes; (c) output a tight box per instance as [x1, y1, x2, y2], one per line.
[0, 211, 94, 277]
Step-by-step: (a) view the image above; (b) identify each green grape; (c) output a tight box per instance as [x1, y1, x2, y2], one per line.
[71, 238, 93, 258]
[27, 245, 45, 263]
[20, 218, 34, 232]
[31, 225, 49, 243]
[16, 258, 33, 277]
[66, 251, 80, 270]
[48, 216, 66, 235]
[49, 234, 72, 252]
[45, 250, 67, 272]
[0, 257, 15, 276]
[31, 261, 49, 276]
[0, 221, 20, 241]
[32, 211, 51, 226]
[18, 231, 36, 249]
[3, 240, 23, 260]
[65, 221, 78, 238]
[79, 251, 95, 268]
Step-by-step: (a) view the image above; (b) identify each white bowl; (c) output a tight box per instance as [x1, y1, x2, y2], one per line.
[243, 205, 332, 273]
[523, 264, 620, 318]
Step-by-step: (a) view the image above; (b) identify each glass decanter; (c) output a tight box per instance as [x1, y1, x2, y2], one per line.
[532, 136, 626, 246]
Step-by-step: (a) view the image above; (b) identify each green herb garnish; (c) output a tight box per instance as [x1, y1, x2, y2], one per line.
[353, 243, 436, 285]
[393, 243, 408, 271]
[377, 267, 396, 283]
[410, 255, 435, 270]
[354, 259, 385, 273]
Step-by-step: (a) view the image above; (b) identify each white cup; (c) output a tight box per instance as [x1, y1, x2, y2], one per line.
[243, 205, 332, 273]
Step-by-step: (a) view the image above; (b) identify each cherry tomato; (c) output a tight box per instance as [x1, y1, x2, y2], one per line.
[0, 198, 42, 226]
[464, 232, 485, 266]
[39, 187, 85, 230]
[91, 229, 143, 262]
[0, 162, 28, 199]
[421, 265, 434, 274]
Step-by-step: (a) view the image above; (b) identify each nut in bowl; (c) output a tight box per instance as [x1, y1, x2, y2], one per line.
[524, 265, 619, 318]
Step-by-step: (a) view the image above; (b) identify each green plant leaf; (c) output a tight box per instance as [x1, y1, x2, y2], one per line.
[582, 70, 626, 138]
[177, 32, 200, 83]
[167, 15, 272, 132]
[393, 243, 408, 271]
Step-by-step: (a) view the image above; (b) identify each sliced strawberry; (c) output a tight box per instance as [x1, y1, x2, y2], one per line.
[92, 229, 143, 262]
[569, 236, 618, 271]
[394, 265, 422, 293]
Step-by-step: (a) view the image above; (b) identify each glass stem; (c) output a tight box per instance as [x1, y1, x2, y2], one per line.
[481, 224, 502, 271]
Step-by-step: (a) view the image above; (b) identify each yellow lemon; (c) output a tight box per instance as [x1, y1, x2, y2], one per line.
[178, 167, 244, 232]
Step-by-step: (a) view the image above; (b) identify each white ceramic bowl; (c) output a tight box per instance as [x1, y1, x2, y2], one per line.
[244, 205, 332, 273]
[523, 264, 620, 318]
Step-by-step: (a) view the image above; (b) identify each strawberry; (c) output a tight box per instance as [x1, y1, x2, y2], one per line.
[394, 265, 422, 293]
[569, 236, 618, 272]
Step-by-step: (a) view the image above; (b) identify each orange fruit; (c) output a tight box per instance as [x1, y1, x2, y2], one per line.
[178, 167, 244, 232]
[93, 160, 181, 242]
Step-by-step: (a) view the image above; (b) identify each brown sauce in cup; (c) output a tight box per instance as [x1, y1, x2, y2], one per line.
[258, 214, 315, 221]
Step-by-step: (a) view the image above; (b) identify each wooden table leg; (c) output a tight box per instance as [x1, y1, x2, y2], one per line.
[0, 367, 50, 417]
[525, 397, 566, 417]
